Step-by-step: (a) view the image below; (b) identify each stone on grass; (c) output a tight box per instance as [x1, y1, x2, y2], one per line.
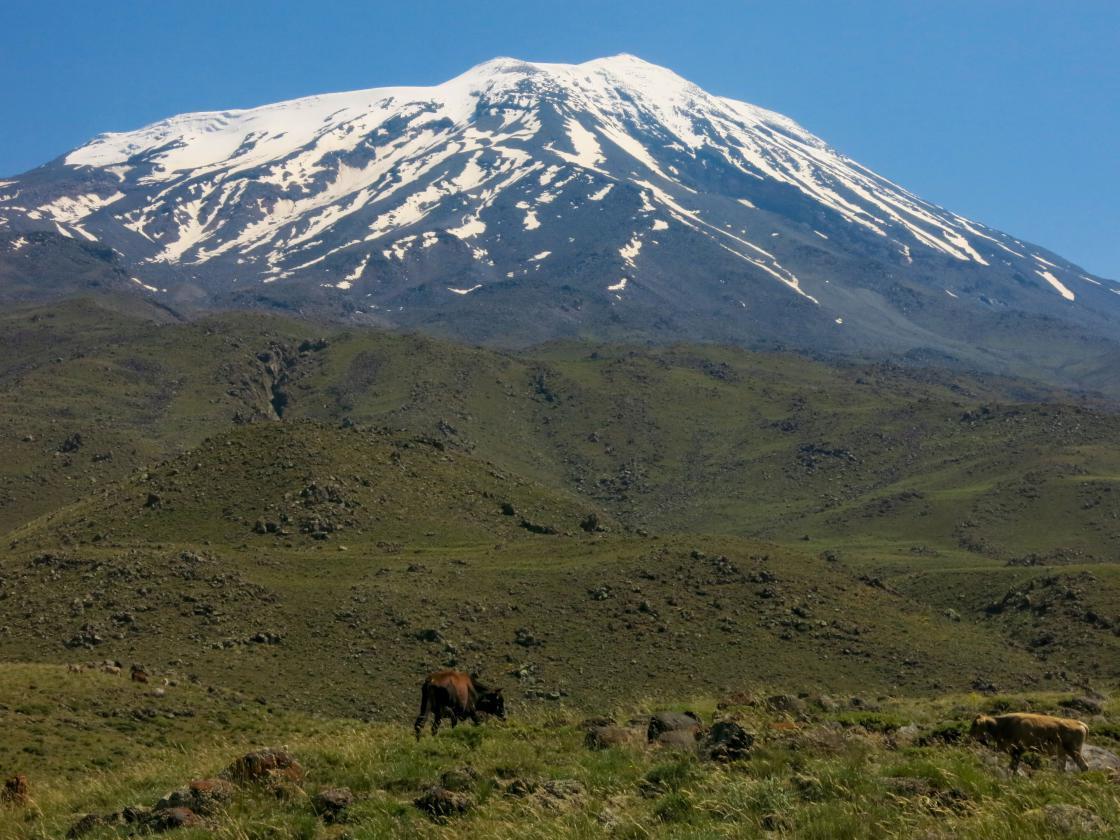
[703, 721, 754, 761]
[222, 747, 304, 785]
[312, 787, 353, 822]
[414, 786, 472, 819]
[647, 711, 702, 742]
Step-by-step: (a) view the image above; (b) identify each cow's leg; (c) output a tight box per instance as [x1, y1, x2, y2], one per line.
[1009, 747, 1023, 772]
[450, 711, 459, 729]
[431, 708, 443, 736]
[470, 710, 481, 726]
[1070, 748, 1089, 772]
[414, 684, 431, 741]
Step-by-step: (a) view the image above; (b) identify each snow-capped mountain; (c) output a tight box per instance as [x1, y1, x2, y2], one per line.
[1, 55, 1118, 386]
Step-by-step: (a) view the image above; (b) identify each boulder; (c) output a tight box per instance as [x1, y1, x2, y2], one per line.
[67, 815, 108, 838]
[892, 724, 922, 747]
[499, 778, 538, 798]
[118, 805, 152, 824]
[536, 779, 586, 810]
[414, 786, 472, 819]
[655, 729, 701, 752]
[703, 721, 754, 762]
[187, 778, 233, 815]
[312, 787, 353, 822]
[647, 711, 702, 742]
[1031, 804, 1108, 836]
[154, 788, 194, 811]
[1072, 745, 1120, 772]
[222, 747, 304, 785]
[812, 694, 840, 712]
[147, 807, 204, 830]
[1058, 696, 1104, 715]
[766, 694, 807, 716]
[585, 724, 643, 750]
[439, 766, 480, 792]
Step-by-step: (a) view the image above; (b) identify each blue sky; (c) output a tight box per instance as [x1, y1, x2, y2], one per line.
[2, 0, 1116, 278]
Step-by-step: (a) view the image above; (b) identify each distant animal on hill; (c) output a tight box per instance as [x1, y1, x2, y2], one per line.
[970, 712, 1089, 771]
[414, 669, 505, 740]
[130, 665, 149, 684]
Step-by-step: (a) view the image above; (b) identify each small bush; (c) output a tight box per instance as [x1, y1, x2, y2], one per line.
[654, 791, 693, 822]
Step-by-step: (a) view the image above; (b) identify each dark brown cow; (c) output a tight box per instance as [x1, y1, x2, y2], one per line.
[414, 670, 505, 740]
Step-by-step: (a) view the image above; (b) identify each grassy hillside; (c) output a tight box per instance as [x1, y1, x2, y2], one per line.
[3, 297, 1119, 559]
[1, 299, 1119, 713]
[1, 298, 1119, 836]
[1, 664, 1118, 839]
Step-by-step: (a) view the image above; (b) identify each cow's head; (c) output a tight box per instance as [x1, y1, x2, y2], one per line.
[477, 687, 505, 720]
[970, 714, 996, 743]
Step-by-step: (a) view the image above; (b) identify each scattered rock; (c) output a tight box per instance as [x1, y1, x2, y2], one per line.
[703, 721, 754, 762]
[1058, 696, 1103, 715]
[222, 748, 304, 785]
[65, 624, 105, 649]
[585, 724, 643, 750]
[580, 513, 606, 532]
[439, 766, 480, 792]
[647, 711, 702, 742]
[499, 778, 538, 798]
[1074, 745, 1120, 772]
[536, 779, 586, 810]
[155, 778, 233, 817]
[312, 787, 353, 822]
[58, 433, 83, 453]
[147, 807, 204, 830]
[655, 729, 701, 752]
[1031, 804, 1108, 836]
[67, 814, 106, 838]
[118, 805, 153, 824]
[813, 694, 840, 712]
[514, 627, 541, 647]
[892, 724, 922, 747]
[766, 694, 806, 716]
[414, 786, 472, 819]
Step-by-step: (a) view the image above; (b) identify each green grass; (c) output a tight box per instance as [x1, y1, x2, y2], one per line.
[2, 300, 1120, 836]
[1, 665, 1117, 839]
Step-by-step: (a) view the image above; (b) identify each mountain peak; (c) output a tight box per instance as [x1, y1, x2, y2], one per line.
[1, 55, 1117, 394]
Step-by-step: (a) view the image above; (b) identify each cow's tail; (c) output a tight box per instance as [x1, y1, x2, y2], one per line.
[414, 681, 431, 741]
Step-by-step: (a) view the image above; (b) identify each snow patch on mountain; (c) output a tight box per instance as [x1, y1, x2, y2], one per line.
[1036, 269, 1075, 301]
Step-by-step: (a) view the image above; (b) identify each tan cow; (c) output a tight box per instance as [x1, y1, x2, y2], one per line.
[970, 712, 1089, 771]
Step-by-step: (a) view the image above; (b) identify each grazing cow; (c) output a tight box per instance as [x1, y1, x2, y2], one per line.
[414, 670, 505, 740]
[970, 713, 1089, 771]
[130, 665, 149, 684]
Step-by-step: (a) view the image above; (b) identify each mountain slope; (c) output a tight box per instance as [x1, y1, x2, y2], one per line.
[1, 55, 1118, 389]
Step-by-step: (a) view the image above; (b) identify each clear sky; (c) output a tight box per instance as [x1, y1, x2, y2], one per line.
[1, 0, 1116, 278]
